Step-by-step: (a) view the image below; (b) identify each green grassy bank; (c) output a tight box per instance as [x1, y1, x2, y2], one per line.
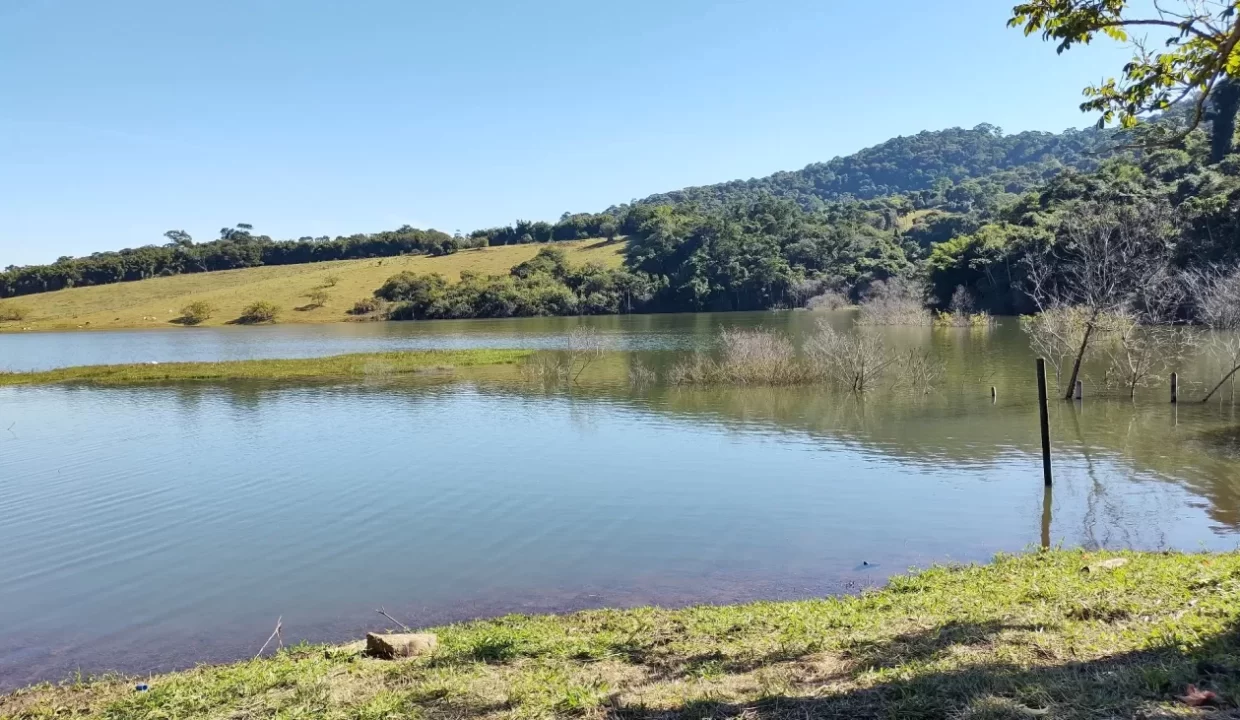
[0, 350, 533, 386]
[5, 551, 1240, 719]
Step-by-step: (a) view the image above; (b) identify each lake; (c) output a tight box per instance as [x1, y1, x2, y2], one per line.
[3, 312, 1240, 690]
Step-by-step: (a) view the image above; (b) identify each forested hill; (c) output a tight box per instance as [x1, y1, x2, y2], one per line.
[623, 124, 1115, 212]
[0, 120, 1152, 310]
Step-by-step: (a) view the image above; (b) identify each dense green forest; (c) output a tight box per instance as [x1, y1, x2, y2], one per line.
[616, 124, 1114, 212]
[5, 117, 1240, 319]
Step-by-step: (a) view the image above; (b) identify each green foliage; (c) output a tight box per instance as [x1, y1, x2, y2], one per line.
[0, 350, 533, 386]
[237, 301, 280, 325]
[376, 248, 653, 320]
[8, 115, 1240, 322]
[301, 289, 330, 309]
[0, 225, 471, 300]
[347, 297, 383, 316]
[1010, 1, 1240, 159]
[622, 124, 1111, 212]
[177, 301, 216, 325]
[15, 550, 1238, 720]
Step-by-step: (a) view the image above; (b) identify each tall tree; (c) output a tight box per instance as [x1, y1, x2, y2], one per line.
[163, 230, 193, 247]
[1010, 0, 1240, 158]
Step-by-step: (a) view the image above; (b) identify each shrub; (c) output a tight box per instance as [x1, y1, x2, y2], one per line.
[806, 290, 851, 311]
[804, 323, 896, 392]
[933, 310, 995, 328]
[671, 329, 815, 385]
[302, 289, 330, 309]
[0, 304, 30, 322]
[177, 301, 216, 325]
[237, 301, 280, 324]
[857, 277, 932, 326]
[321, 274, 340, 288]
[348, 297, 382, 315]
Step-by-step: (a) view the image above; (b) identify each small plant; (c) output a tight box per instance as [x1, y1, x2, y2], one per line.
[0, 304, 30, 322]
[237, 301, 280, 324]
[301, 289, 330, 310]
[177, 301, 216, 325]
[348, 297, 382, 315]
[628, 360, 657, 387]
[321, 274, 340, 288]
[894, 348, 945, 395]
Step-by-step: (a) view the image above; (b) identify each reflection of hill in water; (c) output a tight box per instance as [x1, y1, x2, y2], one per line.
[606, 384, 1240, 532]
[99, 366, 1240, 535]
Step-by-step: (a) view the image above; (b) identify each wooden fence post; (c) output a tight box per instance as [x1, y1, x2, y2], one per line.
[1041, 485, 1053, 549]
[1171, 372, 1179, 404]
[1037, 359, 1053, 487]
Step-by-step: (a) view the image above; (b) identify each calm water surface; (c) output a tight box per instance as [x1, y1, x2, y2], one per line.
[2, 312, 1240, 690]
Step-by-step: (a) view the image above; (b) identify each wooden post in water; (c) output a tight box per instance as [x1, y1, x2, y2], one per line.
[991, 386, 997, 403]
[1041, 485, 1053, 549]
[1037, 358, 1053, 487]
[1171, 372, 1179, 404]
[1074, 380, 1083, 401]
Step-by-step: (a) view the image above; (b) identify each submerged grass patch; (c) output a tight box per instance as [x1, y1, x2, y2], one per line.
[0, 349, 532, 386]
[6, 550, 1240, 719]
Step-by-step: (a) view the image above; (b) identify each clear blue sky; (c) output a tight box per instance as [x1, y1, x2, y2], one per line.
[0, 0, 1137, 267]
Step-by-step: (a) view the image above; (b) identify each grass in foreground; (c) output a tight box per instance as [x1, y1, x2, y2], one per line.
[5, 551, 1240, 719]
[0, 239, 624, 333]
[0, 350, 532, 386]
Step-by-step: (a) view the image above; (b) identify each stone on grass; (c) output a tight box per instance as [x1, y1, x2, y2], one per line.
[365, 632, 438, 659]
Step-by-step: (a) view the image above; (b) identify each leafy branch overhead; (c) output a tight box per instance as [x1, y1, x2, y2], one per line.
[1010, 0, 1240, 155]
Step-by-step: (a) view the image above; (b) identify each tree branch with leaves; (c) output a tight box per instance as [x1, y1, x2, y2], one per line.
[1011, 0, 1240, 159]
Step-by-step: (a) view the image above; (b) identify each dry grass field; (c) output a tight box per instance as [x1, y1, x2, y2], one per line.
[0, 239, 624, 332]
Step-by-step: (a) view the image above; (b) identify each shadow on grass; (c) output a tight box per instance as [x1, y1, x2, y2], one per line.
[597, 619, 1240, 719]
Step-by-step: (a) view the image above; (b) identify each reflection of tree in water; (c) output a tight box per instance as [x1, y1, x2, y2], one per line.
[70, 370, 1240, 538]
[1064, 403, 1138, 550]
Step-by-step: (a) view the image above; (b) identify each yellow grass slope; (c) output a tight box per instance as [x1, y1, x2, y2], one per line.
[0, 239, 625, 332]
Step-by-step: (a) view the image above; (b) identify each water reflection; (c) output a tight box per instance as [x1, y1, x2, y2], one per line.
[4, 315, 1240, 689]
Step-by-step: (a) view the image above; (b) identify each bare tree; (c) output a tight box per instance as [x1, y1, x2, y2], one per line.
[1104, 313, 1197, 400]
[1024, 201, 1179, 400]
[804, 322, 896, 393]
[856, 276, 932, 326]
[1187, 265, 1240, 402]
[1100, 271, 1194, 399]
[1020, 306, 1090, 389]
[892, 348, 944, 395]
[566, 327, 605, 383]
[521, 327, 606, 386]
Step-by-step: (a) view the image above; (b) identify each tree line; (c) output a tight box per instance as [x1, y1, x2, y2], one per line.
[4, 117, 1240, 321]
[0, 224, 465, 298]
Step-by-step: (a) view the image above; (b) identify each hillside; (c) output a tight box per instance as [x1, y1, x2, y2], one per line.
[623, 124, 1115, 211]
[0, 240, 623, 332]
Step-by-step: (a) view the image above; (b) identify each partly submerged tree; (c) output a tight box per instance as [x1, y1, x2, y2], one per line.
[1010, 0, 1240, 160]
[1187, 264, 1240, 401]
[1023, 201, 1180, 400]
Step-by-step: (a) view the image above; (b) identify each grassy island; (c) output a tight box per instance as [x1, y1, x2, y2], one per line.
[0, 350, 533, 386]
